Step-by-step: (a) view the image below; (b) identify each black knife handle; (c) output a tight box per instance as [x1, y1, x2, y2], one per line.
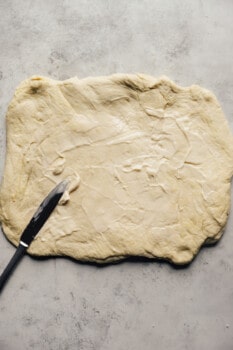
[0, 244, 26, 293]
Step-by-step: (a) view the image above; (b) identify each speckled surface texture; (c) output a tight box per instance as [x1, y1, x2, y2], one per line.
[0, 1, 233, 349]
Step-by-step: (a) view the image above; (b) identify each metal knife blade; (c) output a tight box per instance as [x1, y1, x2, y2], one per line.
[0, 180, 68, 293]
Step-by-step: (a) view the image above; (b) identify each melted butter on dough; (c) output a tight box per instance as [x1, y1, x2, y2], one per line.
[0, 74, 233, 264]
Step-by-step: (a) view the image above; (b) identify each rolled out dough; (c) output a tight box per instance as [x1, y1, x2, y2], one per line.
[0, 74, 233, 264]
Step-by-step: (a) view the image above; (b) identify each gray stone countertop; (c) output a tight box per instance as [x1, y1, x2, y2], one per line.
[0, 1, 233, 349]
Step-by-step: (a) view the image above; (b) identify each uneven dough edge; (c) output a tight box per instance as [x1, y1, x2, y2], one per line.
[0, 74, 233, 265]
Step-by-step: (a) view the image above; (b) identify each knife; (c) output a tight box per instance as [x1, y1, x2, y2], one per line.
[0, 180, 68, 293]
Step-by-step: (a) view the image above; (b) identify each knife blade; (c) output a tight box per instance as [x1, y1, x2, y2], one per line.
[0, 180, 68, 293]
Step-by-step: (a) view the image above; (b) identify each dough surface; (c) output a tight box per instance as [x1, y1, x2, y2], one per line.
[0, 74, 233, 264]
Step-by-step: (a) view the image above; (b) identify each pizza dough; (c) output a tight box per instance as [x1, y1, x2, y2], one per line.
[0, 74, 233, 264]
